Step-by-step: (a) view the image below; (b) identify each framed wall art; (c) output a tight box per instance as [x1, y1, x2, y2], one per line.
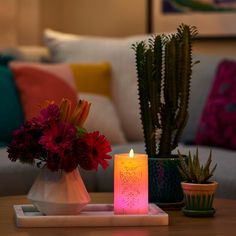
[152, 0, 236, 37]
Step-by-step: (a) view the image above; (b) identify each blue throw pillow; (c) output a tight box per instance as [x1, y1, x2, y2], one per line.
[0, 65, 24, 144]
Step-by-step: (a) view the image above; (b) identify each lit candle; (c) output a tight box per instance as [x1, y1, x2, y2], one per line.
[114, 149, 148, 214]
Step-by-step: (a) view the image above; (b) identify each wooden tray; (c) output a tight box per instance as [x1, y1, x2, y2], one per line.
[14, 203, 168, 227]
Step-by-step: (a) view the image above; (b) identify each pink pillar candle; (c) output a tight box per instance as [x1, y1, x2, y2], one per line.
[114, 149, 148, 215]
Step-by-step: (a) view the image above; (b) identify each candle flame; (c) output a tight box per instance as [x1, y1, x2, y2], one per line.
[129, 149, 134, 158]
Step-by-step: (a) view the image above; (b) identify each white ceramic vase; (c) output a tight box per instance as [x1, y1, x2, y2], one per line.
[27, 168, 91, 215]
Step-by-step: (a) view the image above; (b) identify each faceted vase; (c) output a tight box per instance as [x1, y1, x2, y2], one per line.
[27, 168, 91, 215]
[148, 156, 184, 208]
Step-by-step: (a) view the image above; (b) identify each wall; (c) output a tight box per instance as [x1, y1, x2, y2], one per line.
[0, 0, 146, 46]
[194, 39, 236, 56]
[0, 0, 236, 57]
[0, 0, 40, 46]
[39, 0, 146, 39]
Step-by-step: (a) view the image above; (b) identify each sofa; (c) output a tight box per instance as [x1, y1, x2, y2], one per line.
[0, 29, 236, 199]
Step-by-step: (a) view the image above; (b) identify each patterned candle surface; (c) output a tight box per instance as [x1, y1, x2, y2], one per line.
[114, 149, 148, 215]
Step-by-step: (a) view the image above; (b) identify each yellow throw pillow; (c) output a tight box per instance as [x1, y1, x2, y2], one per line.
[70, 63, 111, 97]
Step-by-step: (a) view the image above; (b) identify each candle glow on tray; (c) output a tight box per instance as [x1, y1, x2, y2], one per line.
[114, 149, 148, 215]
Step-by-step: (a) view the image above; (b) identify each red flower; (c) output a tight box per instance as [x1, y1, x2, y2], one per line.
[46, 151, 81, 173]
[39, 123, 76, 154]
[7, 99, 112, 173]
[7, 124, 42, 164]
[76, 131, 112, 171]
[60, 151, 80, 172]
[46, 152, 60, 172]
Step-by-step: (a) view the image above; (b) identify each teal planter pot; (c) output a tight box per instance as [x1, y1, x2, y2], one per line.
[148, 156, 184, 207]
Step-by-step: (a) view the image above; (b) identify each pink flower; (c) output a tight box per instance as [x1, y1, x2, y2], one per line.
[34, 103, 60, 128]
[40, 103, 60, 123]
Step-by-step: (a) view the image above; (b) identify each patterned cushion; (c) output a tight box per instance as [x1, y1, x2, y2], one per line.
[195, 60, 236, 150]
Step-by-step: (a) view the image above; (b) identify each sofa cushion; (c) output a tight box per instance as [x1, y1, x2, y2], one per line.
[0, 66, 24, 145]
[70, 62, 111, 97]
[195, 59, 236, 150]
[10, 61, 76, 89]
[182, 53, 236, 144]
[79, 93, 127, 144]
[10, 65, 77, 120]
[181, 54, 220, 143]
[44, 29, 151, 141]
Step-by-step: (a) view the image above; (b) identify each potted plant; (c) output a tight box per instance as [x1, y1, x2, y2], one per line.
[178, 149, 218, 217]
[7, 99, 112, 215]
[132, 24, 198, 206]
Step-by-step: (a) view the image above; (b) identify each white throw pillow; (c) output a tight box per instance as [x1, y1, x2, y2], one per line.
[78, 93, 127, 145]
[44, 29, 151, 141]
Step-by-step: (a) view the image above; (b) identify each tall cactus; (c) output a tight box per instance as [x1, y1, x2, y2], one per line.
[133, 24, 198, 158]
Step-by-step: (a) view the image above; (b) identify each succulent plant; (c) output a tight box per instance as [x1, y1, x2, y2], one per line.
[133, 24, 198, 158]
[178, 149, 217, 184]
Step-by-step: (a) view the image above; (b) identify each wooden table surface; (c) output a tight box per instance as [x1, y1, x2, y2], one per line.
[1, 192, 236, 236]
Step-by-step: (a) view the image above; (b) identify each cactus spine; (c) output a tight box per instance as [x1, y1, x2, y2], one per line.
[133, 24, 198, 158]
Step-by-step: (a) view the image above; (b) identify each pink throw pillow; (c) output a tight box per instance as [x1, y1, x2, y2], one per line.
[195, 60, 236, 150]
[10, 65, 77, 120]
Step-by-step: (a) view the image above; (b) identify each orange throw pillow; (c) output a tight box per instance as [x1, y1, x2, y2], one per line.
[11, 66, 77, 119]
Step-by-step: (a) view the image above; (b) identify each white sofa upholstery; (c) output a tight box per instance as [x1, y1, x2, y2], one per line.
[1, 143, 236, 199]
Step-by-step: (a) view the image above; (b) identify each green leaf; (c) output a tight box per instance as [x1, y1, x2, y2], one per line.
[76, 126, 87, 137]
[177, 148, 217, 183]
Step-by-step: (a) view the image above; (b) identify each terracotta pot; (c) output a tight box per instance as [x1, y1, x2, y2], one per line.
[27, 168, 90, 215]
[181, 181, 218, 212]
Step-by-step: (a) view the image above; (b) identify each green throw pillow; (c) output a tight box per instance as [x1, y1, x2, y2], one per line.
[0, 65, 24, 145]
[0, 54, 15, 67]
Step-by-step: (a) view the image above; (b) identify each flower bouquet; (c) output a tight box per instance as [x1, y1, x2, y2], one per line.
[7, 99, 112, 215]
